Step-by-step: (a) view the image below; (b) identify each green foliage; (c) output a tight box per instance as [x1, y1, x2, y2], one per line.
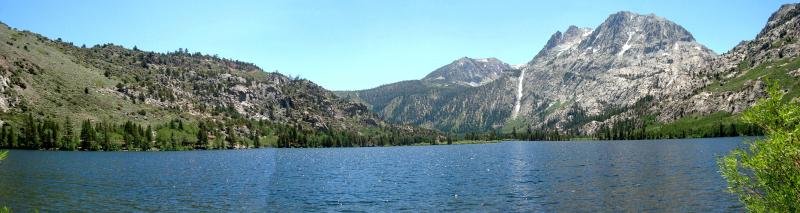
[79, 120, 98, 150]
[0, 149, 7, 213]
[0, 150, 7, 213]
[602, 112, 764, 140]
[0, 150, 7, 161]
[0, 113, 442, 150]
[719, 82, 800, 212]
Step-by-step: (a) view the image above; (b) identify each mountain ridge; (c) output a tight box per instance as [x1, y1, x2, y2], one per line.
[0, 21, 442, 149]
[421, 57, 512, 87]
[342, 6, 796, 136]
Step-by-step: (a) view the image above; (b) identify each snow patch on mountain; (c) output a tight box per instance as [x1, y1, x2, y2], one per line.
[618, 32, 635, 56]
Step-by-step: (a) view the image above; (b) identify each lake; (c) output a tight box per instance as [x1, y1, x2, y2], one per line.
[0, 137, 752, 212]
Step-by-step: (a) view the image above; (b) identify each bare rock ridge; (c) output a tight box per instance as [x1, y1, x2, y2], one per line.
[720, 3, 800, 72]
[578, 11, 696, 56]
[759, 3, 800, 40]
[535, 25, 593, 59]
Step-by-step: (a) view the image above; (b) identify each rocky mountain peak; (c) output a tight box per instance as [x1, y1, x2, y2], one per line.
[422, 57, 511, 87]
[535, 26, 593, 59]
[542, 26, 593, 51]
[759, 3, 800, 38]
[579, 11, 695, 56]
[716, 3, 800, 73]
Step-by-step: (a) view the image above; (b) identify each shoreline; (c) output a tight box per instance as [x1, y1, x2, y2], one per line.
[0, 136, 762, 152]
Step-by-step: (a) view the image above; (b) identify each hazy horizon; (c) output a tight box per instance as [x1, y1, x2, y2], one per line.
[0, 0, 794, 90]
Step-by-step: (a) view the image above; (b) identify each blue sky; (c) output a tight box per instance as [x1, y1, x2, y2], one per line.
[0, 0, 794, 90]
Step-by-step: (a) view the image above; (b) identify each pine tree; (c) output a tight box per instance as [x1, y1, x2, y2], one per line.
[170, 132, 178, 150]
[80, 120, 96, 151]
[61, 119, 77, 151]
[197, 122, 208, 147]
[226, 127, 237, 149]
[0, 123, 6, 148]
[0, 124, 6, 148]
[101, 125, 112, 151]
[145, 125, 153, 147]
[8, 127, 17, 149]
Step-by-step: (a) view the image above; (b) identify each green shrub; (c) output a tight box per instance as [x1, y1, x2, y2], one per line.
[719, 82, 800, 212]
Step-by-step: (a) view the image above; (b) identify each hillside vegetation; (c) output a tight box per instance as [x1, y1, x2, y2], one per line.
[0, 22, 442, 150]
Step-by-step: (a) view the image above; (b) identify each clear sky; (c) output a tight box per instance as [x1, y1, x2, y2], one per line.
[0, 0, 794, 90]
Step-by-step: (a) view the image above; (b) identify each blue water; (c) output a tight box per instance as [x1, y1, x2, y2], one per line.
[0, 137, 751, 212]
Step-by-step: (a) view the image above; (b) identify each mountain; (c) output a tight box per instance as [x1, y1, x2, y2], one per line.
[336, 57, 519, 132]
[516, 11, 716, 133]
[656, 3, 800, 126]
[343, 10, 719, 134]
[0, 22, 440, 149]
[422, 57, 512, 87]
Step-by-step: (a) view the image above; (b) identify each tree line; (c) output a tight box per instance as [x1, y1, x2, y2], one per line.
[463, 126, 570, 141]
[0, 114, 441, 151]
[593, 118, 762, 140]
[458, 119, 762, 142]
[0, 112, 765, 151]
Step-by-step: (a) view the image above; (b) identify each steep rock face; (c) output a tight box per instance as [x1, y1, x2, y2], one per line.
[422, 57, 512, 87]
[516, 11, 715, 133]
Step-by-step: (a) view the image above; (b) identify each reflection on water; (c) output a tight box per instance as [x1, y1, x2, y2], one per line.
[0, 137, 749, 211]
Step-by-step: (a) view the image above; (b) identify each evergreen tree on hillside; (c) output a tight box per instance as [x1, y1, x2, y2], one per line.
[197, 122, 208, 148]
[0, 124, 5, 148]
[225, 126, 237, 149]
[5, 125, 17, 149]
[146, 125, 153, 147]
[80, 120, 97, 151]
[60, 119, 77, 150]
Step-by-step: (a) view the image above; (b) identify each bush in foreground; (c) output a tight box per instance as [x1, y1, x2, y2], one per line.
[719, 83, 800, 212]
